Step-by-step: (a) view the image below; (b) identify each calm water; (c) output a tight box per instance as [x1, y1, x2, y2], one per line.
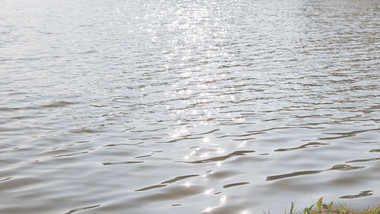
[1, 0, 379, 213]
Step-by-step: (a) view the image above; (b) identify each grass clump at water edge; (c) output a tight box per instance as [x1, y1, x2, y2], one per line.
[267, 198, 380, 214]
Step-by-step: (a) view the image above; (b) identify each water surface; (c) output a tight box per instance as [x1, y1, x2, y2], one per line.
[0, 0, 379, 213]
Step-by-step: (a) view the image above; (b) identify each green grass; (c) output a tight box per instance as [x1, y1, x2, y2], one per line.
[279, 198, 380, 214]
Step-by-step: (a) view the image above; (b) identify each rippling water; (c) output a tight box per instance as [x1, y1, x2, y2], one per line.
[1, 0, 379, 213]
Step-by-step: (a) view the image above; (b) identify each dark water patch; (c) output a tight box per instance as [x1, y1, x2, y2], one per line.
[267, 163, 366, 181]
[131, 127, 167, 133]
[246, 127, 295, 135]
[187, 150, 255, 164]
[232, 137, 256, 141]
[153, 151, 164, 153]
[64, 205, 100, 214]
[328, 164, 365, 171]
[129, 136, 162, 141]
[292, 114, 334, 119]
[122, 127, 135, 132]
[340, 190, 373, 199]
[102, 161, 144, 166]
[223, 182, 250, 189]
[191, 128, 220, 136]
[320, 128, 380, 141]
[135, 184, 167, 192]
[42, 101, 77, 108]
[135, 154, 152, 159]
[161, 175, 199, 184]
[0, 107, 22, 111]
[346, 157, 380, 163]
[10, 115, 35, 120]
[0, 177, 12, 183]
[266, 170, 323, 181]
[103, 142, 143, 147]
[216, 132, 259, 139]
[189, 146, 200, 149]
[71, 128, 101, 134]
[275, 142, 329, 152]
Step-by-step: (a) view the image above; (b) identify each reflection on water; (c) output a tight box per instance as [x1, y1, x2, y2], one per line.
[0, 0, 379, 213]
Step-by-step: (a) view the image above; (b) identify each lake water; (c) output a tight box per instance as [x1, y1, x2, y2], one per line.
[1, 0, 379, 213]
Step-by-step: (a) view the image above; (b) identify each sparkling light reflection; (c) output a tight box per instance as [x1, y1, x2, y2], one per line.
[204, 188, 214, 195]
[216, 148, 226, 154]
[220, 195, 227, 204]
[203, 137, 210, 143]
[237, 141, 247, 148]
[203, 207, 213, 213]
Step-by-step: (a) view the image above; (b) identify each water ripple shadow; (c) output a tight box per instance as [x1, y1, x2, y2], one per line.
[0, 101, 77, 112]
[346, 157, 380, 163]
[223, 182, 250, 189]
[135, 154, 152, 159]
[42, 101, 77, 108]
[275, 142, 329, 152]
[102, 161, 143, 166]
[161, 174, 199, 184]
[64, 205, 100, 214]
[266, 164, 365, 181]
[0, 177, 12, 183]
[340, 190, 373, 199]
[266, 170, 322, 181]
[71, 128, 102, 134]
[320, 128, 380, 141]
[187, 150, 255, 164]
[103, 142, 143, 147]
[328, 164, 365, 171]
[135, 184, 167, 192]
[135, 174, 199, 192]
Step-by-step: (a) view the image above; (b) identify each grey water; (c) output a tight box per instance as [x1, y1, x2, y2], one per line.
[0, 0, 379, 213]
